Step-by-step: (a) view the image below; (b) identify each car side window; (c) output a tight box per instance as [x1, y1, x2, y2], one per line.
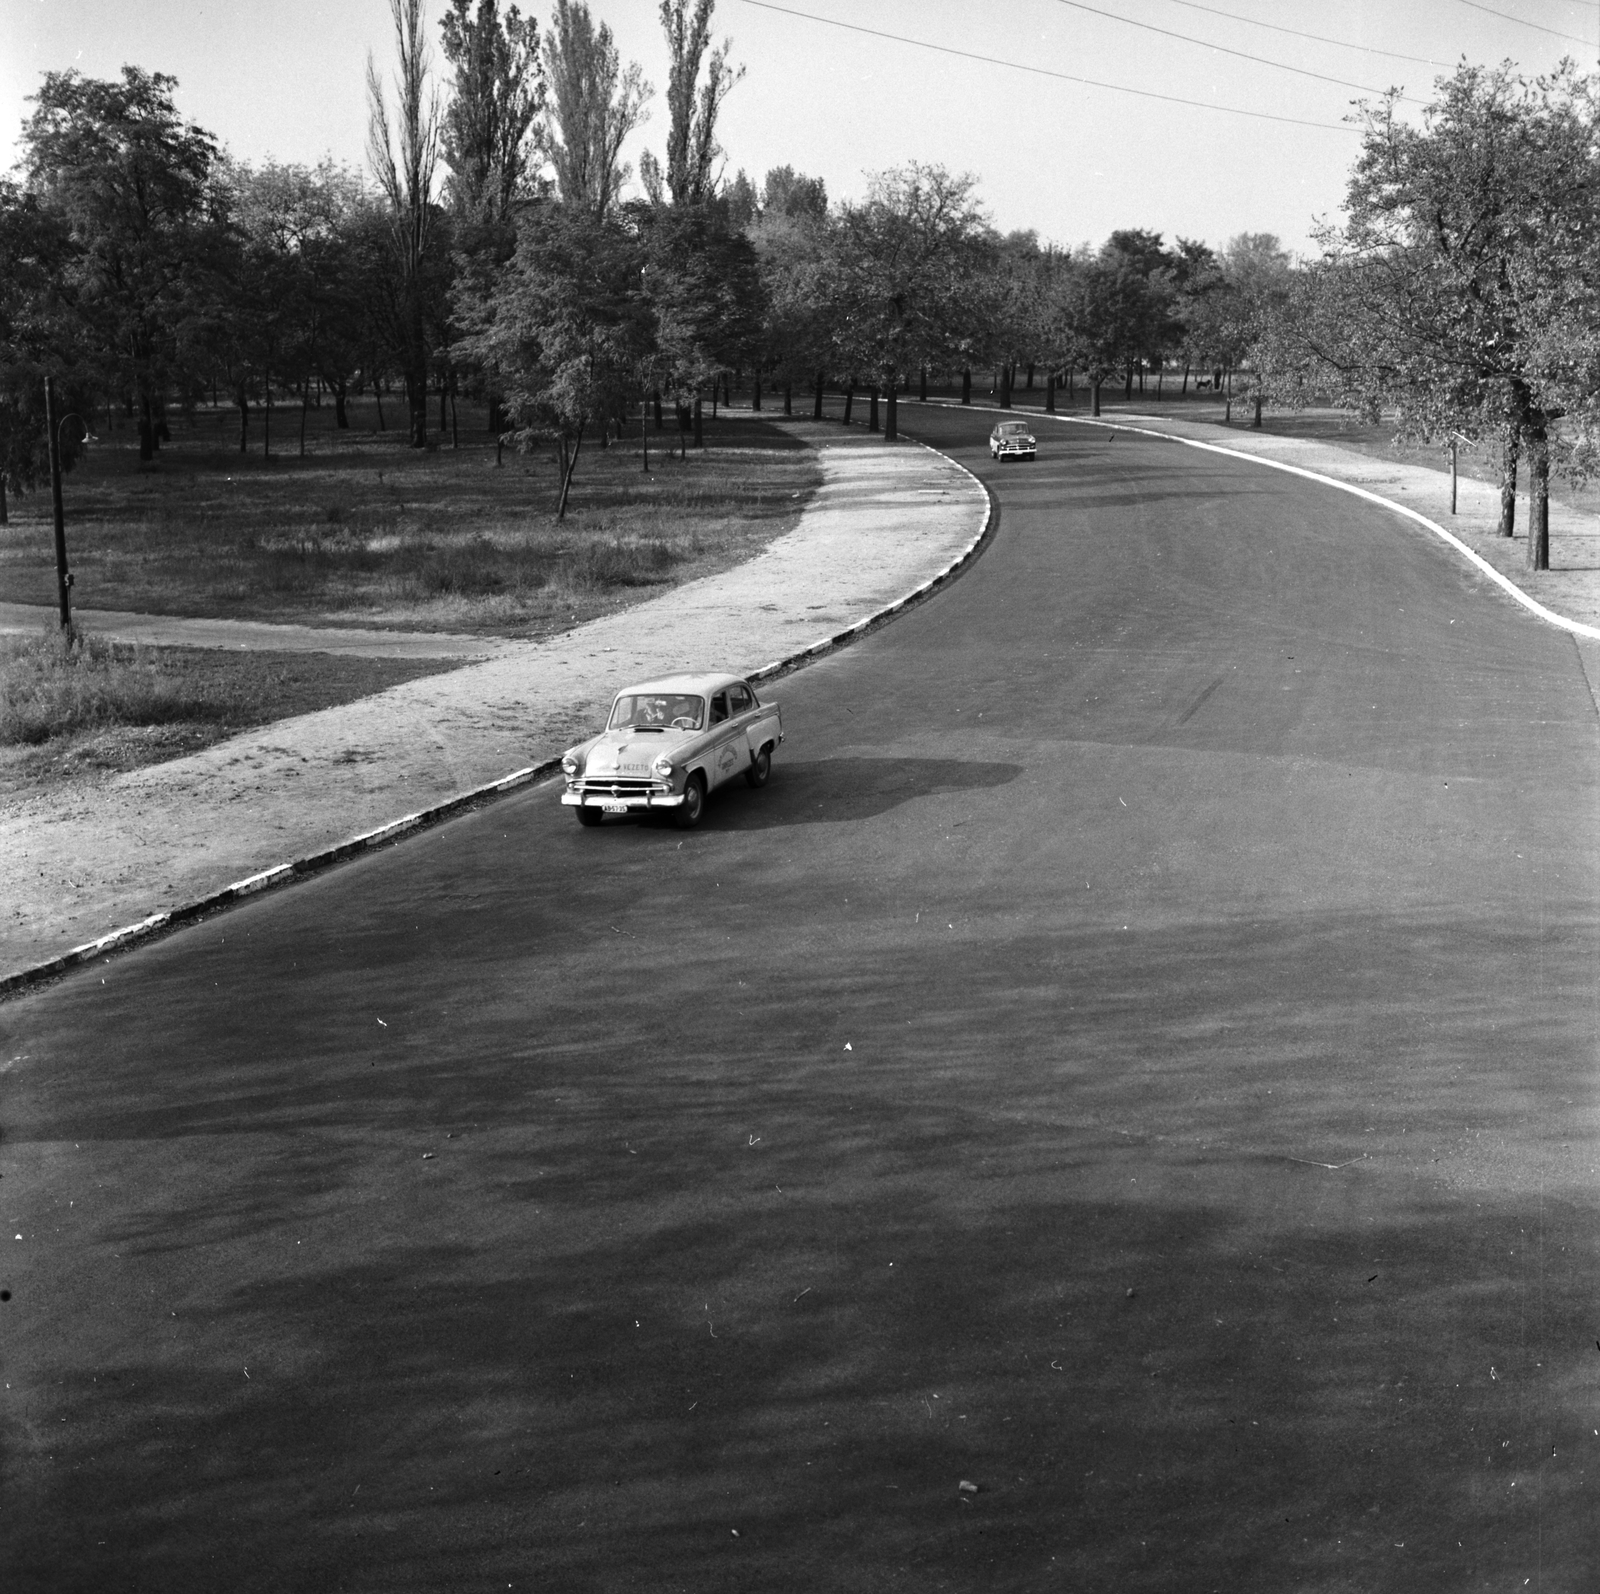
[710, 691, 730, 724]
[728, 683, 753, 715]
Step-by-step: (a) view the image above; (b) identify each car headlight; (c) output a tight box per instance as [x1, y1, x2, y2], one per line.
[651, 754, 674, 780]
[561, 752, 581, 777]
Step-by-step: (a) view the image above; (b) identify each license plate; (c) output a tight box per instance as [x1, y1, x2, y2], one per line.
[602, 802, 629, 814]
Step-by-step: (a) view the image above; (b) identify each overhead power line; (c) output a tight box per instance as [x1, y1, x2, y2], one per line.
[737, 0, 1356, 130]
[1160, 0, 1450, 70]
[1448, 0, 1593, 48]
[1051, 0, 1422, 101]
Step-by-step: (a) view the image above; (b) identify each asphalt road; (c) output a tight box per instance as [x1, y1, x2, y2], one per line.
[4, 406, 1598, 1593]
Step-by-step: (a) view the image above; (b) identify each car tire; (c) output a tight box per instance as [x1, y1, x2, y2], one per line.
[744, 747, 771, 788]
[574, 805, 603, 827]
[675, 773, 706, 829]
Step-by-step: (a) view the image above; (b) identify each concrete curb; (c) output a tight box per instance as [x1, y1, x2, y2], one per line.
[0, 439, 993, 1002]
[908, 399, 1600, 644]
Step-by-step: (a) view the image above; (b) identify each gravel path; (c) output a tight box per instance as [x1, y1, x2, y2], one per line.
[0, 603, 518, 658]
[1, 427, 985, 977]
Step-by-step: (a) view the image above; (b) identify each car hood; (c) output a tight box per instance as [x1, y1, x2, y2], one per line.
[582, 726, 694, 776]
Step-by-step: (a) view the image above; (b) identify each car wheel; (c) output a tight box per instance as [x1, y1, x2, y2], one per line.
[574, 805, 603, 827]
[675, 773, 706, 829]
[744, 746, 771, 788]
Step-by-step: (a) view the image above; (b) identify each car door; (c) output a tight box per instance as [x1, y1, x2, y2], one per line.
[706, 689, 742, 789]
[727, 681, 766, 764]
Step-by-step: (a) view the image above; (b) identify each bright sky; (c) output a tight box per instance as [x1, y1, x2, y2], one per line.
[4, 0, 1598, 255]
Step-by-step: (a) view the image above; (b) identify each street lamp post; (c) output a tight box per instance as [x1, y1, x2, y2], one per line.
[42, 375, 89, 629]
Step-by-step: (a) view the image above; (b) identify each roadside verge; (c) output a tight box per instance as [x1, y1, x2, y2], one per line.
[1, 426, 990, 995]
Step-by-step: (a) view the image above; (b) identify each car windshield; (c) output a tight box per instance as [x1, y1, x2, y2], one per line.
[609, 692, 704, 730]
[999, 423, 1029, 435]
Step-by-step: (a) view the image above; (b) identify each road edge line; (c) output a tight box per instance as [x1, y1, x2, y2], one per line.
[0, 439, 993, 1001]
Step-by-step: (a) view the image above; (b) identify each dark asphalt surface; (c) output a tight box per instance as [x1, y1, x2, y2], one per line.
[3, 406, 1598, 1592]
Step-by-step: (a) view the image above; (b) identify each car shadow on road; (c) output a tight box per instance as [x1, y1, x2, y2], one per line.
[713, 755, 1024, 829]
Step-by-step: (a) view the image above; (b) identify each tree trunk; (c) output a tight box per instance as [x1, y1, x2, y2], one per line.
[1157, 364, 1164, 400]
[1045, 373, 1056, 413]
[1499, 431, 1519, 536]
[1181, 361, 1190, 396]
[1137, 363, 1145, 394]
[999, 366, 1012, 409]
[139, 394, 155, 462]
[784, 382, 792, 416]
[641, 394, 649, 473]
[556, 424, 584, 519]
[919, 366, 928, 401]
[0, 473, 7, 527]
[1252, 395, 1263, 428]
[813, 371, 824, 420]
[1124, 365, 1134, 401]
[961, 369, 971, 405]
[843, 379, 855, 425]
[334, 383, 349, 429]
[678, 403, 689, 459]
[1528, 432, 1550, 570]
[869, 386, 880, 432]
[653, 390, 663, 429]
[711, 384, 718, 420]
[299, 381, 309, 457]
[263, 370, 272, 460]
[237, 392, 249, 454]
[753, 372, 762, 412]
[1068, 365, 1075, 400]
[694, 395, 703, 448]
[1091, 378, 1101, 418]
[449, 376, 459, 449]
[439, 382, 447, 432]
[1026, 363, 1034, 390]
[885, 379, 897, 441]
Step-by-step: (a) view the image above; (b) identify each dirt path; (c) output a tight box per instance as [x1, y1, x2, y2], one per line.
[0, 603, 517, 659]
[1, 428, 986, 978]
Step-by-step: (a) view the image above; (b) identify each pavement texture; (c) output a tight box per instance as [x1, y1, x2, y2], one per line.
[993, 399, 1600, 630]
[3, 406, 1597, 1591]
[0, 427, 984, 978]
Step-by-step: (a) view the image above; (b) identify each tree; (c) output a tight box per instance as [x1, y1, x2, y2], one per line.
[831, 164, 992, 439]
[0, 181, 89, 518]
[1051, 250, 1154, 416]
[367, 0, 442, 448]
[21, 66, 227, 460]
[658, 0, 742, 207]
[543, 0, 651, 221]
[465, 203, 653, 515]
[1289, 63, 1600, 569]
[761, 165, 827, 222]
[440, 0, 545, 222]
[751, 170, 835, 411]
[645, 204, 764, 445]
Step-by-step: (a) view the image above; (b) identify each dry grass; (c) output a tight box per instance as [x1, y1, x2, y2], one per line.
[0, 397, 822, 637]
[0, 623, 459, 795]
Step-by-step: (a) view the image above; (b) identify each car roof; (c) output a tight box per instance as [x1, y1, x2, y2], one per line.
[613, 672, 747, 698]
[996, 420, 1030, 429]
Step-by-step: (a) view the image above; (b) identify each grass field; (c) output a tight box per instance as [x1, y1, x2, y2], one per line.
[0, 396, 822, 638]
[0, 623, 459, 797]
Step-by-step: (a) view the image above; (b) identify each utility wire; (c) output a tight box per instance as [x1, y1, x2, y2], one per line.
[1160, 0, 1449, 70]
[738, 0, 1356, 129]
[1051, 0, 1422, 101]
[1448, 0, 1592, 48]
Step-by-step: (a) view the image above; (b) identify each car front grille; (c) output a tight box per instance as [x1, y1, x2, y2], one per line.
[575, 777, 662, 796]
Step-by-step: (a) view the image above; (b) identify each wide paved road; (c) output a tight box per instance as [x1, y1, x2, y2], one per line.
[4, 406, 1598, 1592]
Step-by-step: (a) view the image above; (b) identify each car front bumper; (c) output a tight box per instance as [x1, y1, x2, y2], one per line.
[561, 787, 687, 811]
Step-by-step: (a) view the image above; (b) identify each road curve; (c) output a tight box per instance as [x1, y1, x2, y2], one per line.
[3, 406, 1597, 1592]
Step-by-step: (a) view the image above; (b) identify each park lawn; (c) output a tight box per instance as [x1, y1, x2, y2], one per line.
[0, 397, 822, 638]
[0, 626, 462, 797]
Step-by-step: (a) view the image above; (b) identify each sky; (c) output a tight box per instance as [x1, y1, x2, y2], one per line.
[4, 0, 1599, 256]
